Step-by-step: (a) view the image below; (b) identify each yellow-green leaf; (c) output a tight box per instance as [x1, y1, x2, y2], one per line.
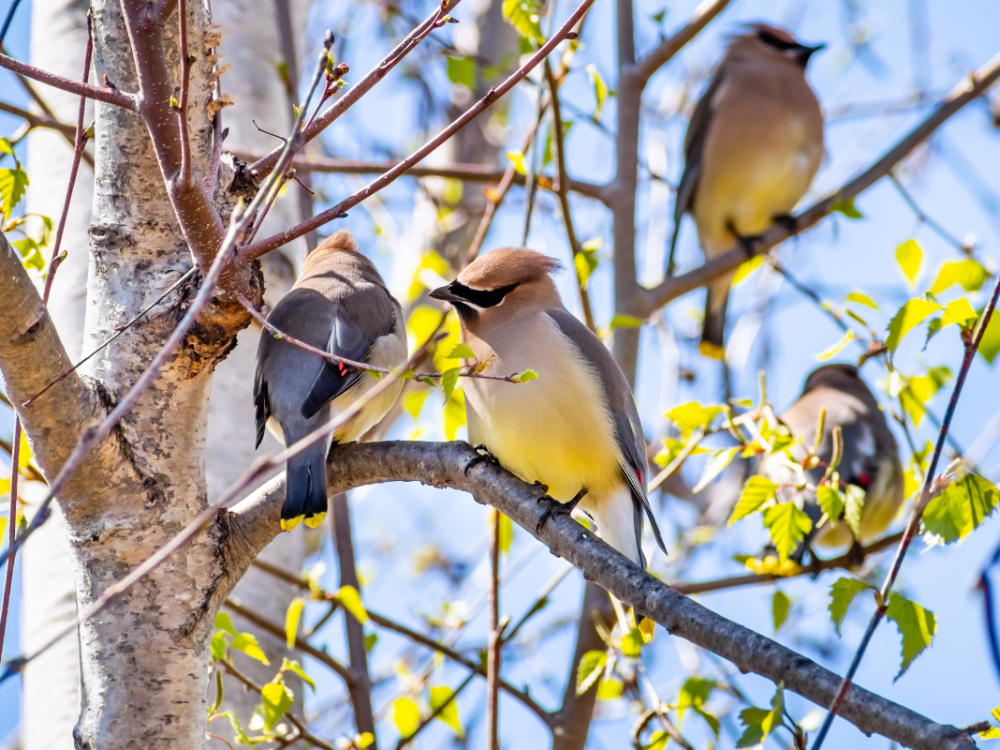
[832, 196, 863, 219]
[817, 485, 845, 522]
[447, 343, 475, 360]
[574, 246, 598, 288]
[922, 472, 998, 545]
[506, 149, 527, 175]
[979, 309, 1000, 365]
[210, 631, 227, 661]
[337, 585, 368, 624]
[441, 367, 460, 401]
[817, 329, 854, 360]
[763, 502, 812, 560]
[666, 402, 722, 438]
[618, 627, 644, 658]
[575, 650, 607, 695]
[885, 298, 942, 352]
[939, 297, 978, 330]
[501, 0, 544, 44]
[260, 680, 293, 731]
[498, 512, 513, 554]
[0, 168, 29, 221]
[509, 369, 538, 383]
[732, 255, 764, 285]
[429, 685, 462, 734]
[596, 677, 623, 700]
[772, 590, 791, 632]
[231, 632, 269, 665]
[281, 657, 315, 691]
[284, 597, 303, 649]
[692, 447, 739, 493]
[846, 291, 879, 310]
[393, 697, 420, 738]
[215, 611, 237, 636]
[829, 577, 873, 635]
[930, 258, 988, 295]
[585, 64, 607, 118]
[729, 476, 778, 524]
[403, 390, 429, 420]
[446, 55, 475, 89]
[844, 485, 865, 538]
[608, 313, 644, 328]
[886, 592, 935, 679]
[895, 239, 923, 286]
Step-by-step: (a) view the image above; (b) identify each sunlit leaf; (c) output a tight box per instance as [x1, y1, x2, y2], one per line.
[393, 697, 420, 739]
[337, 585, 368, 624]
[501, 0, 544, 44]
[901, 366, 952, 426]
[215, 611, 237, 636]
[429, 685, 462, 734]
[505, 150, 527, 176]
[729, 476, 778, 524]
[979, 309, 1000, 365]
[692, 447, 739, 493]
[922, 472, 999, 545]
[223, 710, 254, 745]
[509, 369, 538, 383]
[832, 196, 863, 219]
[231, 632, 269, 665]
[885, 298, 942, 352]
[817, 329, 854, 360]
[574, 244, 598, 288]
[284, 597, 303, 649]
[575, 650, 607, 695]
[929, 258, 988, 295]
[596, 677, 623, 700]
[585, 64, 608, 118]
[608, 313, 644, 328]
[844, 485, 865, 538]
[665, 402, 722, 439]
[0, 168, 28, 221]
[498, 512, 513, 554]
[939, 297, 978, 330]
[817, 484, 845, 522]
[732, 254, 764, 285]
[619, 627, 644, 658]
[260, 680, 293, 731]
[441, 367, 460, 401]
[403, 390, 429, 420]
[846, 291, 879, 310]
[281, 657, 315, 691]
[678, 677, 719, 736]
[447, 343, 475, 360]
[772, 590, 791, 632]
[763, 503, 812, 561]
[829, 577, 873, 636]
[895, 239, 923, 286]
[446, 56, 475, 89]
[886, 592, 936, 679]
[210, 631, 227, 661]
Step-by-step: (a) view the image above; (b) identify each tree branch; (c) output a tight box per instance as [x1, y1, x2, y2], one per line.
[0, 99, 77, 137]
[230, 440, 974, 750]
[0, 50, 135, 110]
[631, 0, 732, 85]
[638, 50, 1000, 317]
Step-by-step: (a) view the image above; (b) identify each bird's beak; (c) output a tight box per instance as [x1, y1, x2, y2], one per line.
[429, 283, 465, 305]
[797, 43, 825, 63]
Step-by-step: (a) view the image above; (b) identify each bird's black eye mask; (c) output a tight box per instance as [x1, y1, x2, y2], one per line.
[449, 281, 518, 309]
[757, 30, 799, 51]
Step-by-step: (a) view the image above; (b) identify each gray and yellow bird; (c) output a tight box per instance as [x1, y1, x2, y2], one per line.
[430, 249, 666, 574]
[254, 230, 408, 531]
[761, 364, 904, 558]
[670, 24, 825, 359]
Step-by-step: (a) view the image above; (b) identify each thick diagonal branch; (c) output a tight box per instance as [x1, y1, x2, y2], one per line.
[230, 440, 974, 750]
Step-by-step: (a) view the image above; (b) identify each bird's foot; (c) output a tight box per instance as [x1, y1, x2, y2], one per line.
[846, 541, 866, 569]
[726, 220, 763, 258]
[772, 213, 800, 234]
[464, 444, 500, 476]
[535, 487, 588, 533]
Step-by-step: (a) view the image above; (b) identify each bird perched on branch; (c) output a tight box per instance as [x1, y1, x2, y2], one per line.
[430, 249, 667, 599]
[670, 24, 825, 359]
[761, 364, 904, 561]
[254, 229, 407, 531]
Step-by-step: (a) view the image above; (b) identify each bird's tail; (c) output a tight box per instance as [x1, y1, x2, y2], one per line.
[282, 445, 329, 531]
[700, 282, 729, 360]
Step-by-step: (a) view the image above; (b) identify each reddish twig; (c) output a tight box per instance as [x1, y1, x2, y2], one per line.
[0, 49, 135, 110]
[240, 0, 597, 261]
[487, 509, 502, 750]
[176, 0, 193, 184]
[811, 271, 1000, 749]
[0, 421, 21, 664]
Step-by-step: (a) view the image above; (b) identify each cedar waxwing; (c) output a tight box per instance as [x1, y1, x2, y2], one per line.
[761, 364, 904, 558]
[254, 230, 407, 531]
[670, 24, 825, 359]
[429, 249, 667, 573]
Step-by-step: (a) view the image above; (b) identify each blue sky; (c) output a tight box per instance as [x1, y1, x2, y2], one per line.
[2, 0, 1000, 747]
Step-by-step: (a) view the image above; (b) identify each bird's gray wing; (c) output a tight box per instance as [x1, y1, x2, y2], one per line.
[547, 310, 667, 555]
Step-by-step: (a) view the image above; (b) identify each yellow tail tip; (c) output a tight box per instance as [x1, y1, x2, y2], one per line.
[280, 515, 304, 532]
[304, 512, 327, 529]
[698, 340, 725, 360]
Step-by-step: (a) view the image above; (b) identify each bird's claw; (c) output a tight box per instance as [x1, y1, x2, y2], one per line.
[535, 487, 587, 533]
[464, 444, 499, 476]
[726, 220, 763, 258]
[772, 213, 799, 234]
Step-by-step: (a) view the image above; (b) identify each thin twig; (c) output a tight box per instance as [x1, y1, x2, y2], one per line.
[176, 0, 193, 184]
[0, 49, 135, 109]
[241, 0, 598, 261]
[487, 508, 501, 750]
[0, 100, 76, 137]
[889, 172, 971, 253]
[0, 421, 21, 664]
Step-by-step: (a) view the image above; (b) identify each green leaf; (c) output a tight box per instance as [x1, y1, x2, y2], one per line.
[939, 297, 978, 330]
[763, 502, 812, 560]
[393, 697, 420, 739]
[817, 329, 855, 360]
[585, 64, 608, 118]
[844, 485, 865, 537]
[772, 590, 791, 632]
[365, 632, 378, 652]
[429, 685, 462, 734]
[829, 577, 873, 635]
[231, 632, 270, 665]
[692, 447, 739, 493]
[0, 168, 29, 221]
[216, 611, 237, 636]
[930, 258, 988, 295]
[0, 137, 15, 159]
[281, 657, 315, 691]
[505, 150, 527, 176]
[210, 631, 227, 661]
[441, 367, 460, 401]
[650, 8, 667, 24]
[575, 650, 607, 695]
[501, 0, 543, 44]
[403, 390, 429, 420]
[737, 685, 785, 746]
[895, 239, 923, 286]
[446, 56, 475, 89]
[901, 366, 952, 426]
[922, 472, 999, 544]
[596, 677, 623, 700]
[619, 627, 644, 658]
[832, 196, 864, 219]
[729, 476, 778, 524]
[678, 677, 714, 710]
[208, 668, 224, 716]
[846, 291, 879, 310]
[223, 710, 254, 746]
[543, 119, 573, 167]
[885, 298, 943, 352]
[817, 485, 845, 522]
[574, 243, 598, 288]
[666, 402, 722, 438]
[979, 309, 1000, 365]
[285, 597, 303, 649]
[886, 592, 936, 679]
[447, 343, 476, 360]
[509, 369, 538, 383]
[498, 512, 513, 554]
[260, 680, 293, 731]
[337, 585, 368, 624]
[695, 707, 721, 737]
[608, 313, 644, 328]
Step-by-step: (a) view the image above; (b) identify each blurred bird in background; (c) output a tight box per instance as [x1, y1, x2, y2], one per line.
[254, 230, 408, 531]
[669, 24, 825, 359]
[431, 248, 666, 632]
[760, 364, 905, 563]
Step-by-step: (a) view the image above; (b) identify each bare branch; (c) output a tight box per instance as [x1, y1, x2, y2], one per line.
[631, 0, 733, 85]
[639, 50, 1000, 317]
[240, 0, 598, 260]
[487, 509, 501, 750]
[0, 100, 77, 137]
[230, 440, 974, 750]
[0, 49, 136, 110]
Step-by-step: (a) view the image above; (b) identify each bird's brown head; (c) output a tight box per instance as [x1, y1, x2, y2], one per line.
[430, 248, 562, 322]
[302, 229, 364, 273]
[734, 23, 825, 67]
[801, 363, 877, 402]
